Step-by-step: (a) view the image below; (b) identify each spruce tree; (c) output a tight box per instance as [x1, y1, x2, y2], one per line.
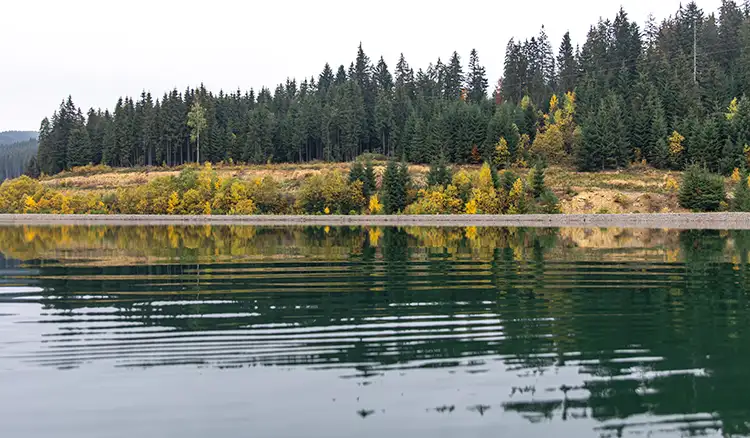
[443, 52, 464, 100]
[732, 167, 750, 211]
[36, 117, 53, 175]
[375, 89, 394, 156]
[349, 160, 365, 184]
[531, 162, 546, 198]
[679, 164, 726, 212]
[427, 154, 451, 187]
[466, 49, 488, 104]
[363, 160, 376, 198]
[577, 110, 604, 171]
[66, 124, 91, 168]
[24, 155, 40, 178]
[556, 32, 577, 92]
[382, 160, 409, 214]
[486, 104, 520, 159]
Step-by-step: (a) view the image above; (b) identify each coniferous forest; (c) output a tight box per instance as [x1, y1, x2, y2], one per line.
[0, 138, 38, 181]
[0, 132, 38, 181]
[31, 2, 750, 178]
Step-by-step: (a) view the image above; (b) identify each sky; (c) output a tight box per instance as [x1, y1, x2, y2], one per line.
[0, 0, 723, 132]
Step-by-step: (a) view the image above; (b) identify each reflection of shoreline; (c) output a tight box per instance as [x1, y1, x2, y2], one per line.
[1, 212, 750, 229]
[0, 226, 741, 267]
[0, 227, 748, 436]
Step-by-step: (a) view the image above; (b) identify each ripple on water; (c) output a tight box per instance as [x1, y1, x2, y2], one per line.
[0, 225, 748, 438]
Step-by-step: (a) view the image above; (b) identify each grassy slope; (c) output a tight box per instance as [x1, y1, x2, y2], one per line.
[39, 162, 687, 214]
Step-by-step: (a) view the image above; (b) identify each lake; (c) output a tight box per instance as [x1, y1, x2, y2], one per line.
[0, 225, 748, 437]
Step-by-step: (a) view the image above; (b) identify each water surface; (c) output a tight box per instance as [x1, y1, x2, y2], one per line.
[0, 225, 748, 437]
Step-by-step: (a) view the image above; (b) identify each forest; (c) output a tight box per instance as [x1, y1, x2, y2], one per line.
[0, 131, 37, 146]
[0, 131, 38, 181]
[29, 1, 750, 178]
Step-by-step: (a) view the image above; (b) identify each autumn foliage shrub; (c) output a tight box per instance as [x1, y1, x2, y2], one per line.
[246, 176, 288, 214]
[404, 185, 463, 214]
[1, 161, 560, 216]
[297, 171, 366, 214]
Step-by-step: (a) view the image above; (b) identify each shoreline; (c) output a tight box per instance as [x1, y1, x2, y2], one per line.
[0, 213, 748, 229]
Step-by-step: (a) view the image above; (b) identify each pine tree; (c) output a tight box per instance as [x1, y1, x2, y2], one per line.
[374, 57, 394, 92]
[466, 49, 488, 104]
[601, 93, 630, 168]
[502, 39, 527, 104]
[382, 160, 409, 213]
[486, 104, 521, 159]
[36, 117, 53, 175]
[444, 52, 464, 100]
[349, 160, 365, 184]
[375, 89, 395, 156]
[24, 155, 40, 178]
[732, 167, 750, 211]
[531, 162, 546, 198]
[66, 124, 91, 168]
[319, 63, 335, 96]
[363, 160, 376, 198]
[427, 153, 451, 187]
[557, 32, 577, 92]
[577, 110, 604, 171]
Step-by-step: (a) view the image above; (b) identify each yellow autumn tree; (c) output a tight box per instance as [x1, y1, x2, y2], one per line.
[368, 194, 383, 214]
[181, 189, 204, 215]
[548, 94, 559, 115]
[404, 185, 463, 215]
[230, 199, 257, 215]
[531, 93, 574, 162]
[727, 97, 739, 121]
[531, 123, 565, 162]
[469, 187, 504, 214]
[477, 163, 494, 191]
[507, 178, 527, 214]
[668, 131, 685, 159]
[167, 192, 180, 214]
[732, 168, 741, 183]
[451, 170, 473, 202]
[493, 138, 511, 168]
[664, 175, 679, 192]
[465, 198, 478, 214]
[23, 195, 38, 214]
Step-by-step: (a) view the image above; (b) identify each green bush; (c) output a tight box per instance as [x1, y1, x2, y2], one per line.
[679, 165, 726, 212]
[246, 176, 287, 214]
[536, 190, 561, 214]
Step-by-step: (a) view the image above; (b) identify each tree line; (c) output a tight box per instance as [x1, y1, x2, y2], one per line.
[34, 1, 750, 176]
[0, 138, 38, 181]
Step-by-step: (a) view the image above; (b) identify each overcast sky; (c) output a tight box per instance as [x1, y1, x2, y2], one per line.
[1, 0, 723, 132]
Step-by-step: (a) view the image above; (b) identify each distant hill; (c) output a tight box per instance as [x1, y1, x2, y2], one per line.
[0, 138, 38, 181]
[0, 131, 37, 146]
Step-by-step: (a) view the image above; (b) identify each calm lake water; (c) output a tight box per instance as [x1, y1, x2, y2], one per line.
[0, 225, 749, 437]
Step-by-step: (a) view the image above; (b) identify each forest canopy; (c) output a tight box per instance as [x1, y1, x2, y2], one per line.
[0, 137, 38, 181]
[31, 1, 750, 177]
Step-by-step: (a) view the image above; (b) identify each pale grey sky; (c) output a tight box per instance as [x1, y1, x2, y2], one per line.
[1, 0, 722, 131]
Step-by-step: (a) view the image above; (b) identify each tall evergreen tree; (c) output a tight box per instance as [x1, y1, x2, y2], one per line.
[443, 52, 464, 100]
[557, 32, 577, 92]
[466, 49, 488, 104]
